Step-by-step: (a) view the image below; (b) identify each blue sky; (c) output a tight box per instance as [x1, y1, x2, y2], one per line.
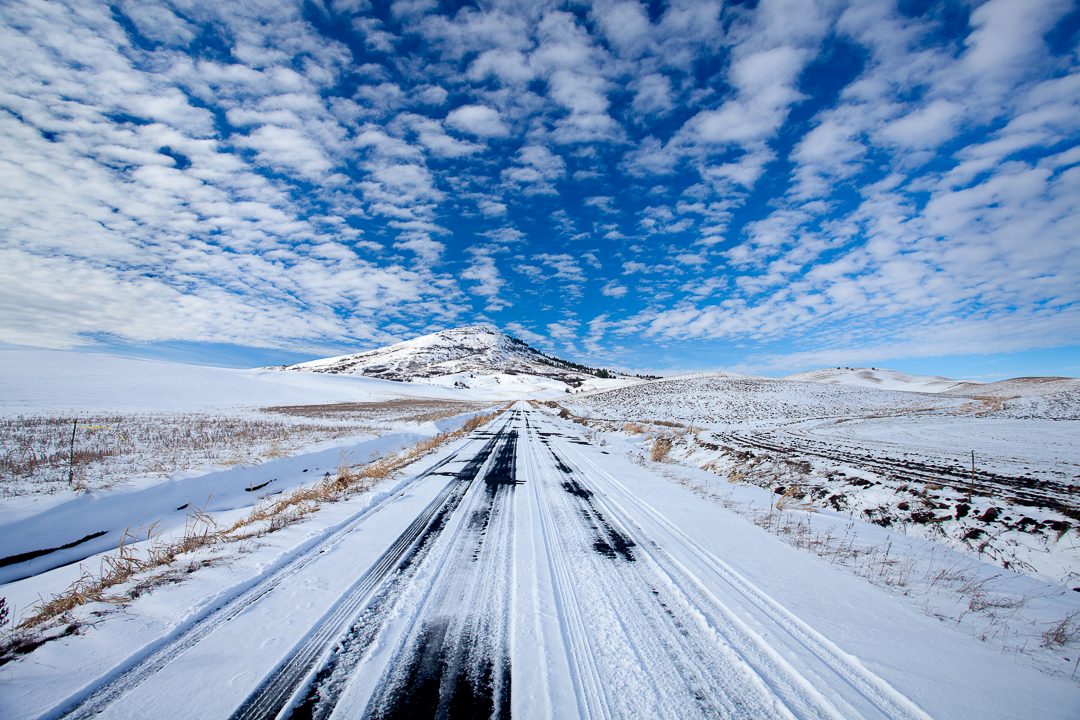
[1, 0, 1078, 379]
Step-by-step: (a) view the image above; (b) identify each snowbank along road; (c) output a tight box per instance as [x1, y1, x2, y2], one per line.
[50, 406, 938, 719]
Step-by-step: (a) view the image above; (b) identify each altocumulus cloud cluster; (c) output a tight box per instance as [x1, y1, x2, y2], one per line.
[0, 0, 1078, 373]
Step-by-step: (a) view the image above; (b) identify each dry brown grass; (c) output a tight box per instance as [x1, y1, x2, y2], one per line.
[1041, 611, 1080, 648]
[650, 436, 673, 462]
[262, 399, 488, 424]
[774, 484, 815, 512]
[653, 460, 1069, 656]
[16, 408, 506, 631]
[1, 400, 490, 497]
[0, 414, 374, 497]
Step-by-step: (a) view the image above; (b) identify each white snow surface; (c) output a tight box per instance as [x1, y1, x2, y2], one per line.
[2, 407, 1078, 719]
[567, 373, 969, 428]
[563, 375, 1080, 583]
[3, 339, 1080, 718]
[943, 376, 1080, 397]
[0, 349, 473, 415]
[786, 366, 1080, 397]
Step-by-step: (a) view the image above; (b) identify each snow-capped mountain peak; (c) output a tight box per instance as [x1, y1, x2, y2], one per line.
[274, 326, 624, 395]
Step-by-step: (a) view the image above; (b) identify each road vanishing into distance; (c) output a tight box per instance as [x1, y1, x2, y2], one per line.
[50, 406, 932, 720]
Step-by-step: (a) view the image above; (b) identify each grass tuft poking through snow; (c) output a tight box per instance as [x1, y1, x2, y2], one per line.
[650, 436, 673, 462]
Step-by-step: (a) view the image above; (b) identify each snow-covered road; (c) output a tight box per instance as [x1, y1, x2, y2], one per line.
[32, 407, 1074, 719]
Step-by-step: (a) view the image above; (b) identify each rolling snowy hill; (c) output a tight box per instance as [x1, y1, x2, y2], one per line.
[782, 366, 971, 393]
[274, 325, 635, 395]
[942, 376, 1080, 397]
[785, 366, 1080, 397]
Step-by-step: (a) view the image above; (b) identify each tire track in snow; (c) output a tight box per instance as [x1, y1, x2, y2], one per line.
[228, 415, 518, 720]
[50, 408, 933, 720]
[719, 429, 1069, 512]
[354, 424, 518, 719]
[525, 422, 819, 719]
[231, 410, 522, 720]
[46, 424, 496, 720]
[552, 417, 933, 720]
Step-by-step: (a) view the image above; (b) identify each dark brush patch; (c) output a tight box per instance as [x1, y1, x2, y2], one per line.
[593, 523, 636, 562]
[0, 530, 108, 569]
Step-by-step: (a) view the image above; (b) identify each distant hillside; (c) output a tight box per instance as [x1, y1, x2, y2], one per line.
[782, 367, 969, 393]
[941, 376, 1080, 397]
[784, 367, 1080, 397]
[274, 326, 631, 393]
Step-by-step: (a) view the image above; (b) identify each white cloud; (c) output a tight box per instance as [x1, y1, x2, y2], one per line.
[468, 49, 535, 84]
[593, 1, 652, 57]
[878, 99, 962, 150]
[584, 196, 616, 213]
[119, 0, 196, 46]
[602, 280, 628, 298]
[630, 73, 674, 118]
[234, 124, 336, 178]
[1, 0, 1076, 365]
[461, 250, 510, 311]
[397, 113, 483, 158]
[502, 144, 566, 194]
[478, 198, 508, 216]
[482, 227, 526, 245]
[445, 104, 511, 137]
[685, 47, 808, 145]
[413, 84, 448, 105]
[352, 16, 400, 53]
[535, 253, 586, 283]
[504, 321, 546, 346]
[675, 252, 707, 266]
[547, 320, 578, 341]
[393, 235, 445, 262]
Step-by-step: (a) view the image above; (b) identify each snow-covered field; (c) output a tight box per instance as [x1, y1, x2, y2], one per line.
[559, 374, 1080, 679]
[782, 366, 972, 393]
[2, 351, 1079, 718]
[0, 349, 496, 513]
[0, 349, 500, 603]
[0, 349, 495, 415]
[562, 375, 1080, 585]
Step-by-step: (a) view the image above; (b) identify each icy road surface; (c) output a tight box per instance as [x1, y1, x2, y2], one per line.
[34, 408, 1065, 719]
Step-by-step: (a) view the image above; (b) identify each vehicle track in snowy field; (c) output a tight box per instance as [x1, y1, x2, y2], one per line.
[716, 429, 1075, 516]
[47, 408, 933, 719]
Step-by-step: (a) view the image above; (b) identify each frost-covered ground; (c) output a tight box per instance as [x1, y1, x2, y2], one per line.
[2, 353, 1080, 718]
[560, 375, 1080, 665]
[564, 372, 970, 427]
[1, 399, 492, 499]
[2, 405, 1079, 719]
[562, 376, 1080, 584]
[0, 349, 500, 593]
